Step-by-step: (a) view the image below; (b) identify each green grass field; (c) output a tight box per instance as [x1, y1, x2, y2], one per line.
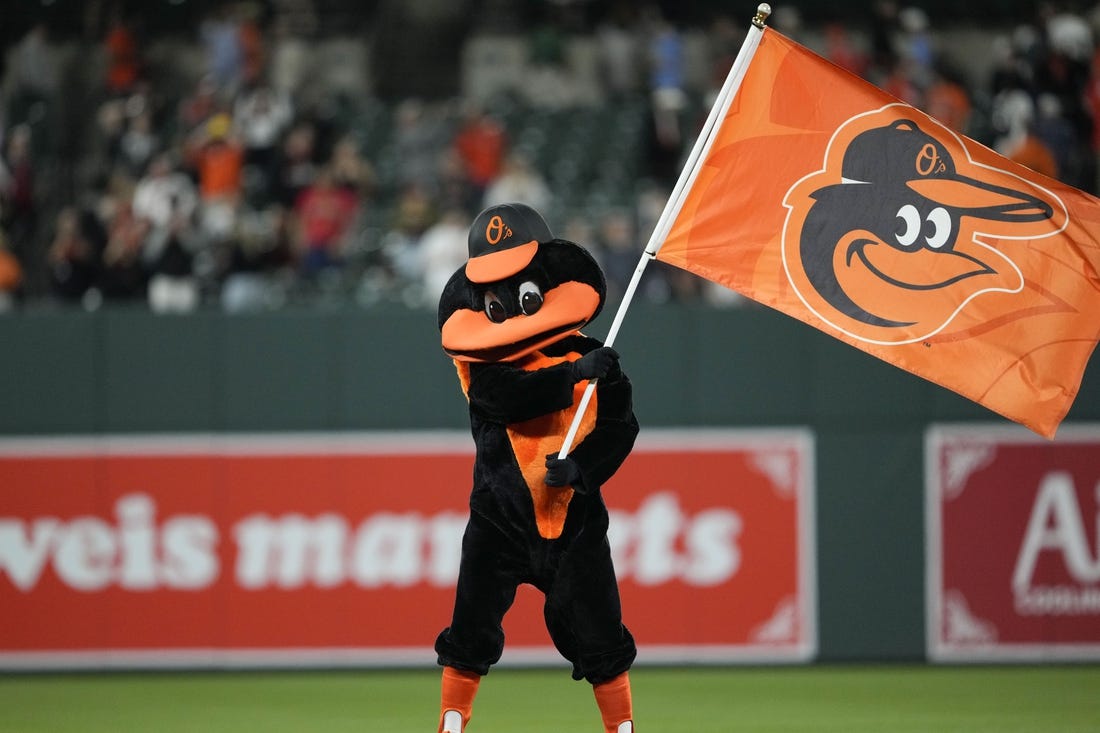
[1, 665, 1098, 732]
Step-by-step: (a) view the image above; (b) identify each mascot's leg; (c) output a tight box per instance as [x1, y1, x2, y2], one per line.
[438, 666, 480, 733]
[543, 511, 637, 733]
[593, 671, 634, 733]
[435, 511, 525, 732]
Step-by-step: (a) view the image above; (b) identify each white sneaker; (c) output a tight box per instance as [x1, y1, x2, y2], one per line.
[442, 709, 463, 733]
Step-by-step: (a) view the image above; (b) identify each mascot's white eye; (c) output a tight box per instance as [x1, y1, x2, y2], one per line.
[925, 207, 951, 249]
[518, 281, 543, 316]
[895, 204, 921, 248]
[484, 291, 507, 323]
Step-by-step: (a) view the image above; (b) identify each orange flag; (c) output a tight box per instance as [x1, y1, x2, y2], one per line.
[657, 29, 1100, 438]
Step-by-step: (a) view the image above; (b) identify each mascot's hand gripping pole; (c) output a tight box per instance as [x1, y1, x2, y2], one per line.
[557, 3, 772, 459]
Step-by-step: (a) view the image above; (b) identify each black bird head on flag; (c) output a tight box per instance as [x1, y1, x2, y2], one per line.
[782, 107, 1064, 343]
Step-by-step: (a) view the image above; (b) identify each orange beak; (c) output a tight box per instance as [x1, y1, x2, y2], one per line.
[441, 281, 601, 362]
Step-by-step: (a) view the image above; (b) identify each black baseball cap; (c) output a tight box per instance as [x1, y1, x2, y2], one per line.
[465, 203, 553, 283]
[839, 119, 1052, 222]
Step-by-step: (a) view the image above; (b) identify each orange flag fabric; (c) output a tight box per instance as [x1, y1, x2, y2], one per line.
[657, 29, 1100, 438]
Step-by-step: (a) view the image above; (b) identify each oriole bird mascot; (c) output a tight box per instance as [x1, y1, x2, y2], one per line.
[435, 203, 639, 733]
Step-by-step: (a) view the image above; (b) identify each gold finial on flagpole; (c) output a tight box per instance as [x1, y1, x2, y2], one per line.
[753, 3, 772, 28]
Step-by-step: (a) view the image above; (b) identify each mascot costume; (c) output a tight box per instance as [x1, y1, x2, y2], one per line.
[435, 203, 639, 733]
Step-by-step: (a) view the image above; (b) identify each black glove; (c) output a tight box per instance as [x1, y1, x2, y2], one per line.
[545, 454, 585, 492]
[571, 346, 619, 382]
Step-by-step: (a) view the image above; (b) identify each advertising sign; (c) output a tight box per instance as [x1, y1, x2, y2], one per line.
[926, 424, 1100, 661]
[0, 430, 815, 669]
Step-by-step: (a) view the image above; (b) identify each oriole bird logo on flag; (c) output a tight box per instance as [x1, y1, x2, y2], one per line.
[783, 107, 1066, 344]
[657, 29, 1100, 438]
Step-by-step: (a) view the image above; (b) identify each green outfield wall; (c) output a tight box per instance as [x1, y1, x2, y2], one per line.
[3, 303, 1098, 662]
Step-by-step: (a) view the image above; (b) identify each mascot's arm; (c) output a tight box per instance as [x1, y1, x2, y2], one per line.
[467, 360, 576, 424]
[538, 336, 638, 494]
[561, 368, 639, 494]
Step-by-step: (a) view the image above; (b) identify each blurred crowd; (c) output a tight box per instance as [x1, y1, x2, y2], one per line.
[2, 1, 1100, 314]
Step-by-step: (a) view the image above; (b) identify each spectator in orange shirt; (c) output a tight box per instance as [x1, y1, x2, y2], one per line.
[104, 15, 142, 96]
[993, 89, 1060, 180]
[238, 6, 266, 88]
[453, 102, 506, 199]
[190, 113, 243, 199]
[1005, 132, 1060, 179]
[187, 113, 244, 243]
[924, 72, 972, 134]
[0, 229, 22, 311]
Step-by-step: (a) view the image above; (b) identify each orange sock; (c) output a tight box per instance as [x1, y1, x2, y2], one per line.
[438, 666, 481, 733]
[593, 671, 633, 733]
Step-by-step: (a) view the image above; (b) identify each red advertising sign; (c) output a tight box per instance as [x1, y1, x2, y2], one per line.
[0, 430, 815, 669]
[926, 425, 1100, 661]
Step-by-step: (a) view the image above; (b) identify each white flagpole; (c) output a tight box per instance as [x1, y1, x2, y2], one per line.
[558, 4, 773, 458]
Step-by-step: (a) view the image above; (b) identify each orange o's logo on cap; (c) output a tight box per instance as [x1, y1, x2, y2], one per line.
[485, 215, 513, 246]
[915, 142, 945, 176]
